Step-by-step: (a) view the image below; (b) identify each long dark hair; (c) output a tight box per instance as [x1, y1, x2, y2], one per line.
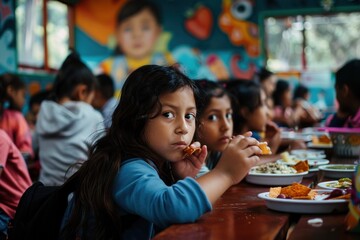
[272, 79, 290, 107]
[225, 80, 262, 135]
[51, 52, 97, 102]
[61, 65, 198, 239]
[114, 0, 161, 55]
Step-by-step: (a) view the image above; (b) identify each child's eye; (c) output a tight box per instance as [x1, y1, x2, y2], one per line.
[185, 113, 196, 120]
[163, 112, 174, 119]
[226, 113, 233, 119]
[142, 25, 151, 31]
[208, 114, 218, 121]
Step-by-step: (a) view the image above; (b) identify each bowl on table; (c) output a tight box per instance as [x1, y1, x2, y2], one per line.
[318, 164, 357, 179]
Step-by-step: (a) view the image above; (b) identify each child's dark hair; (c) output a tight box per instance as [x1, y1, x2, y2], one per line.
[272, 79, 290, 106]
[293, 84, 309, 100]
[61, 65, 198, 240]
[114, 0, 161, 55]
[335, 59, 360, 100]
[29, 89, 52, 108]
[225, 80, 262, 135]
[0, 73, 25, 111]
[52, 52, 97, 102]
[95, 74, 115, 100]
[194, 79, 231, 118]
[257, 67, 274, 83]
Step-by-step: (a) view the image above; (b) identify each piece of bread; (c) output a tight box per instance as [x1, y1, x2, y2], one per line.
[292, 160, 309, 173]
[183, 146, 201, 158]
[258, 142, 272, 155]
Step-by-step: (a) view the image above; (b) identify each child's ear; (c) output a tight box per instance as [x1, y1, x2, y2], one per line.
[73, 84, 88, 101]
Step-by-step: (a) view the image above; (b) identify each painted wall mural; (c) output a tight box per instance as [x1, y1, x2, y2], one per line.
[0, 0, 16, 74]
[74, 0, 262, 94]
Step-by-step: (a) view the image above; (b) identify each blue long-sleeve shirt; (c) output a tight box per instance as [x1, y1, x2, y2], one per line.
[114, 158, 212, 238]
[62, 158, 212, 239]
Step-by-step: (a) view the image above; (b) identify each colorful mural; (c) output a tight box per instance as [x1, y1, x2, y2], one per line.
[0, 0, 16, 73]
[74, 0, 262, 90]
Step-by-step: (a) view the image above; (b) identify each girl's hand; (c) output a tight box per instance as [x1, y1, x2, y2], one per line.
[172, 142, 208, 179]
[216, 132, 262, 185]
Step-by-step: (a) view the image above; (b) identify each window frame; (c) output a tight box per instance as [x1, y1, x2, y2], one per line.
[16, 0, 75, 73]
[259, 5, 360, 73]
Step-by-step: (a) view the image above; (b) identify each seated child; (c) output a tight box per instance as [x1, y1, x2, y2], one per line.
[59, 65, 271, 239]
[326, 59, 360, 128]
[194, 80, 233, 170]
[35, 52, 104, 186]
[0, 130, 32, 239]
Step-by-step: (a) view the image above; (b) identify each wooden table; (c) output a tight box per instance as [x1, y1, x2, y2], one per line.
[154, 156, 360, 240]
[154, 181, 291, 240]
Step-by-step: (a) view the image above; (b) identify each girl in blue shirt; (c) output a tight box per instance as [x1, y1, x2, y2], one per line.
[60, 65, 266, 239]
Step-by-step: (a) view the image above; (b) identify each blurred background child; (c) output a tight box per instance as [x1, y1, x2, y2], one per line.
[0, 73, 33, 161]
[35, 52, 104, 186]
[227, 80, 281, 154]
[326, 59, 360, 128]
[92, 74, 118, 129]
[194, 80, 233, 170]
[293, 84, 322, 128]
[0, 130, 32, 239]
[257, 67, 276, 119]
[99, 0, 174, 97]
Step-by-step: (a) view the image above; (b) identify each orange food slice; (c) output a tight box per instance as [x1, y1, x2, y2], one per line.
[259, 142, 272, 155]
[183, 146, 201, 158]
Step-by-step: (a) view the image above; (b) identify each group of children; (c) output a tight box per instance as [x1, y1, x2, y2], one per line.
[1, 52, 360, 239]
[1, 0, 360, 237]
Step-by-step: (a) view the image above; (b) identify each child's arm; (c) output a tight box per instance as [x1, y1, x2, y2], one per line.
[196, 133, 263, 205]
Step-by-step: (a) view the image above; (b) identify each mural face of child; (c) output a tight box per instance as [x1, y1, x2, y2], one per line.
[115, 8, 162, 60]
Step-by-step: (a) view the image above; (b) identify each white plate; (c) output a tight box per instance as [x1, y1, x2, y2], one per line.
[307, 142, 333, 149]
[258, 190, 349, 214]
[281, 131, 312, 141]
[277, 159, 329, 167]
[290, 149, 326, 159]
[318, 164, 356, 179]
[245, 171, 308, 186]
[317, 180, 352, 190]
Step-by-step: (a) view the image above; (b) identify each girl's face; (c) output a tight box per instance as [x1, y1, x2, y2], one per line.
[9, 87, 26, 110]
[262, 75, 276, 96]
[144, 87, 197, 162]
[281, 88, 292, 107]
[197, 95, 233, 152]
[116, 8, 161, 59]
[243, 90, 268, 132]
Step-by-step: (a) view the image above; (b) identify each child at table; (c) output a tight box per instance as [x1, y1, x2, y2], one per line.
[99, 0, 174, 97]
[35, 52, 104, 186]
[59, 65, 267, 239]
[194, 80, 234, 170]
[226, 80, 282, 154]
[0, 74, 33, 159]
[0, 129, 32, 239]
[326, 59, 360, 128]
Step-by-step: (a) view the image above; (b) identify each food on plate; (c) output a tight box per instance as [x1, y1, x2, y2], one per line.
[258, 142, 272, 155]
[324, 188, 351, 200]
[292, 160, 310, 173]
[268, 183, 351, 200]
[280, 151, 297, 164]
[326, 178, 352, 189]
[183, 146, 201, 158]
[312, 135, 332, 145]
[269, 183, 314, 199]
[252, 163, 297, 174]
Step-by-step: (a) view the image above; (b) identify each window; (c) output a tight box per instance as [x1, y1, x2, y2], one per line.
[263, 11, 360, 72]
[16, 0, 71, 71]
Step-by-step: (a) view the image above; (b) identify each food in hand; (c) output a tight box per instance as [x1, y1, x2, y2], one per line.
[258, 142, 272, 155]
[183, 146, 201, 158]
